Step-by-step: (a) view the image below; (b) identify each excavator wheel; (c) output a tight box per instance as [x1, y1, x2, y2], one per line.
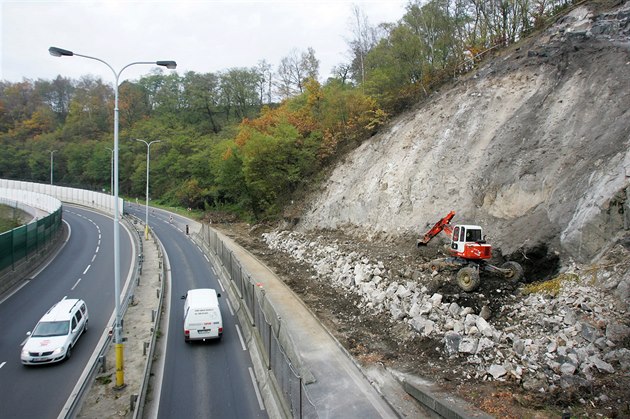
[456, 267, 480, 292]
[501, 261, 524, 284]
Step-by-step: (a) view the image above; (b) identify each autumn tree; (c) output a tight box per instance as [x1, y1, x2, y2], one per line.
[276, 47, 320, 99]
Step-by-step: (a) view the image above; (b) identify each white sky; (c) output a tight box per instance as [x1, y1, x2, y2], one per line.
[0, 0, 407, 83]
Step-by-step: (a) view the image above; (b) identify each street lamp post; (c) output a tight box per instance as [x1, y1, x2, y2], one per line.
[50, 150, 57, 185]
[49, 46, 176, 389]
[135, 139, 161, 240]
[105, 147, 114, 195]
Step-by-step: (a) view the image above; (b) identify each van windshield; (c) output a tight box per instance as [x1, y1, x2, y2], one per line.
[32, 321, 70, 337]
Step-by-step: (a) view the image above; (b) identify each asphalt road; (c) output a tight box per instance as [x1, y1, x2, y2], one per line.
[0, 205, 133, 418]
[126, 205, 267, 419]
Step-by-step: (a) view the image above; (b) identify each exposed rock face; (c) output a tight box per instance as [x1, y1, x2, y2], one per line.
[295, 4, 630, 264]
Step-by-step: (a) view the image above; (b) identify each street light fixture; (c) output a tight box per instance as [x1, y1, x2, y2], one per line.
[105, 147, 114, 195]
[49, 150, 57, 185]
[49, 46, 176, 389]
[134, 139, 161, 240]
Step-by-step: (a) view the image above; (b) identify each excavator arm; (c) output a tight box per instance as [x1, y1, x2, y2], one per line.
[417, 210, 456, 246]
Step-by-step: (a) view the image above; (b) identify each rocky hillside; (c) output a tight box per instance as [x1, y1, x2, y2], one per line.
[247, 2, 630, 417]
[296, 3, 630, 268]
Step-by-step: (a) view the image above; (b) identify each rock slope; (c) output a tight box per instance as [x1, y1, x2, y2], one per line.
[296, 4, 630, 264]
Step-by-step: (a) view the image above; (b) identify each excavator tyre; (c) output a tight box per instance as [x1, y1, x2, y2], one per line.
[456, 267, 481, 292]
[501, 261, 524, 284]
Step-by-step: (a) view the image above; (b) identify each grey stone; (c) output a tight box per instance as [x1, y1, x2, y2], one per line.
[476, 337, 495, 354]
[560, 362, 577, 375]
[589, 355, 615, 374]
[448, 302, 461, 317]
[479, 305, 492, 320]
[606, 321, 630, 343]
[488, 364, 507, 379]
[603, 348, 630, 371]
[475, 316, 494, 338]
[429, 293, 442, 307]
[444, 331, 462, 356]
[581, 322, 602, 343]
[459, 337, 479, 354]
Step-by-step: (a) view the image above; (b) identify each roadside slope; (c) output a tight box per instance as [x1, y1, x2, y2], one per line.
[297, 3, 630, 265]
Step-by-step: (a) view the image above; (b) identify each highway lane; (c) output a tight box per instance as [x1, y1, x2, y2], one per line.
[0, 205, 134, 418]
[126, 206, 267, 419]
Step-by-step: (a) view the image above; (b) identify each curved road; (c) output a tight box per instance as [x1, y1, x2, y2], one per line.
[126, 206, 267, 418]
[0, 205, 134, 418]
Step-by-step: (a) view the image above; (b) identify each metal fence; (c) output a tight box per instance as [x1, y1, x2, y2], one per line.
[199, 225, 317, 418]
[0, 202, 62, 273]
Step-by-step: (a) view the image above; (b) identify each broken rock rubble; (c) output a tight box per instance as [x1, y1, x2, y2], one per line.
[263, 230, 630, 396]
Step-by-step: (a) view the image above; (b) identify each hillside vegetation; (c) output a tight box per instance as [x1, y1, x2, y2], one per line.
[1, 0, 592, 221]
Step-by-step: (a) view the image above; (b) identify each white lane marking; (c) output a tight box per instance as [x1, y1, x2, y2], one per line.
[235, 325, 246, 351]
[248, 367, 265, 411]
[91, 254, 96, 262]
[217, 279, 225, 293]
[82, 265, 91, 275]
[95, 245, 99, 253]
[226, 299, 234, 316]
[0, 362, 6, 369]
[203, 254, 209, 263]
[196, 245, 203, 253]
[211, 267, 217, 276]
[71, 278, 82, 290]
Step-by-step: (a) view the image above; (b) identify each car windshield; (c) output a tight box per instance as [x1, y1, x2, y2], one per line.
[32, 321, 70, 337]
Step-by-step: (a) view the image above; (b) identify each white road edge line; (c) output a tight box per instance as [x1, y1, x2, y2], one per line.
[0, 362, 6, 369]
[248, 367, 265, 411]
[203, 254, 210, 263]
[235, 324, 246, 351]
[217, 279, 225, 293]
[226, 299, 234, 316]
[82, 265, 90, 275]
[71, 278, 82, 291]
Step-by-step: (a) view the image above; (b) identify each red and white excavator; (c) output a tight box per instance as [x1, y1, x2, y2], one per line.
[417, 211, 524, 292]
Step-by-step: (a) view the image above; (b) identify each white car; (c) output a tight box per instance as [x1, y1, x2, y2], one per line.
[21, 298, 88, 365]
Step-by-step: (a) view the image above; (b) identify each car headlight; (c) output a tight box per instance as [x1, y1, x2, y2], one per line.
[21, 348, 29, 357]
[52, 347, 65, 355]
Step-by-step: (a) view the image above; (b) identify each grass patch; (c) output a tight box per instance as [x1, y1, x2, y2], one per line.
[96, 374, 112, 385]
[522, 272, 580, 297]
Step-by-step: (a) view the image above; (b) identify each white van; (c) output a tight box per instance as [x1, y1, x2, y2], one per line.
[182, 288, 223, 342]
[21, 298, 88, 365]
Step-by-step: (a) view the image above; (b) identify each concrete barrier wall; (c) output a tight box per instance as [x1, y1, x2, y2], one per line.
[0, 179, 122, 216]
[0, 188, 62, 215]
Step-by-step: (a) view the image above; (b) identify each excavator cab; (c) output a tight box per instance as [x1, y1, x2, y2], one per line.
[450, 225, 492, 260]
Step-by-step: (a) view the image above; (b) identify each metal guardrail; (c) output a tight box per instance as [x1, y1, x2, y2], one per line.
[59, 215, 143, 419]
[133, 220, 166, 419]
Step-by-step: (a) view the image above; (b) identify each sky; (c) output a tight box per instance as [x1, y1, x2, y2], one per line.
[0, 0, 407, 84]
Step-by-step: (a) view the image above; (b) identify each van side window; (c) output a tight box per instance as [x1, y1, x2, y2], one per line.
[76, 310, 83, 322]
[80, 304, 86, 315]
[72, 317, 77, 331]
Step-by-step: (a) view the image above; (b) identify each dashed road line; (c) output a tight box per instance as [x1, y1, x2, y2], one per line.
[248, 367, 265, 411]
[235, 324, 246, 351]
